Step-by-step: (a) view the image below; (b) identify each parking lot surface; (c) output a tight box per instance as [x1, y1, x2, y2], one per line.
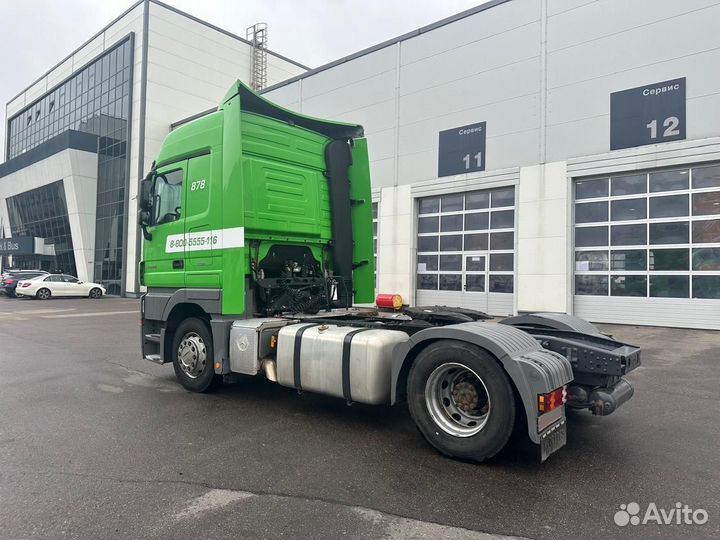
[0, 296, 718, 540]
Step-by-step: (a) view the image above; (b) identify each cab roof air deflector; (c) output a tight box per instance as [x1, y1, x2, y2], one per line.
[222, 80, 364, 140]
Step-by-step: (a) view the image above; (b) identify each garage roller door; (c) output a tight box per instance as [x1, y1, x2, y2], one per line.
[573, 164, 720, 329]
[415, 187, 515, 316]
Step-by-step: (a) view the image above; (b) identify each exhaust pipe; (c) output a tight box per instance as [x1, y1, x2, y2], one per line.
[567, 378, 634, 416]
[261, 358, 277, 382]
[588, 378, 634, 416]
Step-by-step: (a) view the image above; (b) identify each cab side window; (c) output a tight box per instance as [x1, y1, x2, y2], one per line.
[45, 275, 62, 282]
[153, 169, 184, 225]
[62, 275, 79, 283]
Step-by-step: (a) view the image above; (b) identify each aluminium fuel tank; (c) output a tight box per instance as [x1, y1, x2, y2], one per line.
[276, 323, 410, 405]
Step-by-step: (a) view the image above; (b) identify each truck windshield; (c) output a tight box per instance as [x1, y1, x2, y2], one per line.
[154, 169, 184, 225]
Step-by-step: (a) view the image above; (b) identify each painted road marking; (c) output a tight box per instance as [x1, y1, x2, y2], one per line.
[41, 310, 138, 318]
[173, 490, 254, 520]
[11, 308, 76, 315]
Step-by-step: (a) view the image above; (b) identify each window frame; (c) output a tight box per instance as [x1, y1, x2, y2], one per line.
[151, 166, 185, 227]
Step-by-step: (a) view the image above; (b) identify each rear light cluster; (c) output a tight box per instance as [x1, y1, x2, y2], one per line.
[21, 283, 32, 288]
[538, 385, 567, 414]
[3, 279, 15, 285]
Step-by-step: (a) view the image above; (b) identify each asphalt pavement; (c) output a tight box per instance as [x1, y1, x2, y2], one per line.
[0, 295, 718, 540]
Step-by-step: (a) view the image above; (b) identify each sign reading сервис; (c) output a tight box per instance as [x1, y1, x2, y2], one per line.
[610, 77, 686, 151]
[438, 121, 487, 177]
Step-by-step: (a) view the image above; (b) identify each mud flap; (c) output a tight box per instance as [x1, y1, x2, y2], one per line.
[540, 419, 567, 462]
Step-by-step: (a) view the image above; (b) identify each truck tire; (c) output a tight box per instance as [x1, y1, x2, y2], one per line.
[407, 340, 515, 462]
[171, 318, 220, 392]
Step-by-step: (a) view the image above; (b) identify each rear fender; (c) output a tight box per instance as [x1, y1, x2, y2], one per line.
[499, 312, 604, 336]
[391, 322, 573, 444]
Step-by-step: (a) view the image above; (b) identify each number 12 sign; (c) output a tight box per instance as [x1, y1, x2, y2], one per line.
[438, 121, 486, 177]
[610, 77, 686, 150]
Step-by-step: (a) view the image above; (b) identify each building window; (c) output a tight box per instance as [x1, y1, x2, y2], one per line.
[6, 37, 133, 294]
[574, 164, 720, 299]
[4, 180, 75, 275]
[416, 187, 515, 294]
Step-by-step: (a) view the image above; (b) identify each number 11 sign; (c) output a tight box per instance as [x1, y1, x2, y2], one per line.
[610, 77, 686, 151]
[438, 121, 486, 177]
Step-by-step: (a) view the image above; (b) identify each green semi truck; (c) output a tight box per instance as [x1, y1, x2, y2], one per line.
[139, 81, 640, 462]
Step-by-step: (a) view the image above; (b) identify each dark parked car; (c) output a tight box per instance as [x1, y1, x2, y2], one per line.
[0, 270, 49, 297]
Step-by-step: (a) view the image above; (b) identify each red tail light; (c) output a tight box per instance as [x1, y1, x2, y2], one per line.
[5, 279, 15, 285]
[538, 386, 567, 414]
[20, 283, 32, 288]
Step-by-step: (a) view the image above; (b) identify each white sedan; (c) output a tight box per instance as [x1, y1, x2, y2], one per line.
[16, 274, 106, 300]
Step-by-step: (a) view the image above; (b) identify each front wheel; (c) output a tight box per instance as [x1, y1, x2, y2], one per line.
[171, 317, 220, 392]
[407, 340, 515, 462]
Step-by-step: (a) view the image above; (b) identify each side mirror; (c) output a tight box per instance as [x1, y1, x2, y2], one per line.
[139, 174, 154, 211]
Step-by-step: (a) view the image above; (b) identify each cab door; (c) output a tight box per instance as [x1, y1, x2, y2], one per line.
[184, 154, 220, 288]
[144, 163, 187, 288]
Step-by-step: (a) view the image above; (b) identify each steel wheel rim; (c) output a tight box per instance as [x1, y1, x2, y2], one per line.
[425, 362, 491, 437]
[177, 332, 207, 379]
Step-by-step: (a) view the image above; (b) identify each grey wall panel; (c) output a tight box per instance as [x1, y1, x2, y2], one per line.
[261, 81, 300, 108]
[416, 290, 487, 312]
[414, 290, 514, 318]
[547, 0, 720, 53]
[487, 293, 515, 317]
[399, 22, 541, 97]
[398, 58, 541, 127]
[261, 0, 720, 175]
[400, 0, 540, 66]
[300, 45, 397, 99]
[546, 1, 720, 161]
[567, 137, 720, 177]
[546, 4, 720, 90]
[547, 0, 596, 17]
[301, 73, 397, 129]
[574, 296, 720, 330]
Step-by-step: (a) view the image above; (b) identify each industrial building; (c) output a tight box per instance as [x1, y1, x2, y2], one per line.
[2, 0, 720, 329]
[0, 0, 304, 294]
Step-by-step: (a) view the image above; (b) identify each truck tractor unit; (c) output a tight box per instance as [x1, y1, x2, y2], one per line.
[139, 81, 640, 462]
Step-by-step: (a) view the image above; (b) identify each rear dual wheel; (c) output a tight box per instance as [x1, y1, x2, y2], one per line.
[407, 340, 515, 462]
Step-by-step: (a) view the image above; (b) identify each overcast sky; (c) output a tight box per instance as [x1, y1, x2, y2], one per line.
[0, 0, 483, 158]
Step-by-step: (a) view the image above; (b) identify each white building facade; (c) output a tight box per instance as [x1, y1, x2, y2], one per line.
[0, 0, 305, 294]
[260, 0, 720, 330]
[3, 0, 720, 330]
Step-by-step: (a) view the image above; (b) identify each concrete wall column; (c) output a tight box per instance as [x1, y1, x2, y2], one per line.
[376, 184, 415, 304]
[516, 161, 570, 313]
